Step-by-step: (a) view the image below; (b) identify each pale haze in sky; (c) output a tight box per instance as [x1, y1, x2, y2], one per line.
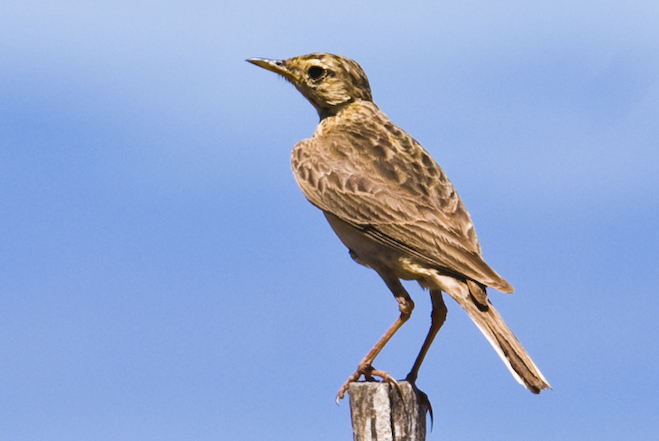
[1, 1, 658, 440]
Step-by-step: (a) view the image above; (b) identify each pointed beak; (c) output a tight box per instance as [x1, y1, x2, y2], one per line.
[247, 58, 295, 82]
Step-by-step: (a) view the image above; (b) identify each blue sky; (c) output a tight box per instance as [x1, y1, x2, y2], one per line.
[1, 1, 658, 440]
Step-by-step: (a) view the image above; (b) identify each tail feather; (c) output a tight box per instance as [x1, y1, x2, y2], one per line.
[431, 273, 550, 393]
[456, 293, 551, 393]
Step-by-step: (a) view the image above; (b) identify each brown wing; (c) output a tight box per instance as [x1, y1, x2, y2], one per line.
[291, 107, 513, 292]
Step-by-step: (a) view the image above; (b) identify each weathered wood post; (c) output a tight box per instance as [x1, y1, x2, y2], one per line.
[348, 381, 429, 441]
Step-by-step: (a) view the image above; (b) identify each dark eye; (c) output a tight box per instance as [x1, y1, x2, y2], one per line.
[308, 66, 326, 80]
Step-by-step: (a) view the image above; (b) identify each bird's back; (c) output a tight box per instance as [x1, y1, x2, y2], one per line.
[292, 100, 513, 292]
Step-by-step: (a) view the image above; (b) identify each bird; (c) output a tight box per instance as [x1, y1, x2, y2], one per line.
[247, 53, 550, 400]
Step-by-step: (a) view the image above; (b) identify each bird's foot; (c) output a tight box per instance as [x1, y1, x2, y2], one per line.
[336, 364, 401, 403]
[404, 378, 434, 429]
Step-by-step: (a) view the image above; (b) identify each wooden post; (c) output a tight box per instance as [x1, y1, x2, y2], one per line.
[348, 381, 429, 441]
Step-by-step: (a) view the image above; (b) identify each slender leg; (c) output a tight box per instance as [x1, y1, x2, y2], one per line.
[336, 271, 414, 401]
[406, 289, 447, 384]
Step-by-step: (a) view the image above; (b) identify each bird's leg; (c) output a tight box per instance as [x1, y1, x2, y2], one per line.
[336, 273, 414, 402]
[406, 289, 447, 384]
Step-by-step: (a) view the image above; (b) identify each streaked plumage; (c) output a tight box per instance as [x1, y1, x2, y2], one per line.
[248, 53, 550, 398]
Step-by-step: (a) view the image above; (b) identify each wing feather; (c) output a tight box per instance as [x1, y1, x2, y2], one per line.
[291, 103, 513, 292]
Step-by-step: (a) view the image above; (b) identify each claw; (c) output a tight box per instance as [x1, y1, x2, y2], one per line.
[335, 365, 401, 403]
[405, 379, 434, 429]
[371, 369, 402, 396]
[336, 368, 360, 405]
[414, 386, 434, 429]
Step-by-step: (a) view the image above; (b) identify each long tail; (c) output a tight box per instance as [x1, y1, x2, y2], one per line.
[458, 292, 550, 393]
[431, 273, 551, 393]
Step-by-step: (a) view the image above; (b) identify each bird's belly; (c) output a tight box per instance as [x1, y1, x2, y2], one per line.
[323, 211, 421, 281]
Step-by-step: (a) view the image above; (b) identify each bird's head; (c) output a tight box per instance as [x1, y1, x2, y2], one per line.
[248, 53, 373, 119]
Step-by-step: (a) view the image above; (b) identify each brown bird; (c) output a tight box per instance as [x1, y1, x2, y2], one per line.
[248, 53, 550, 400]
